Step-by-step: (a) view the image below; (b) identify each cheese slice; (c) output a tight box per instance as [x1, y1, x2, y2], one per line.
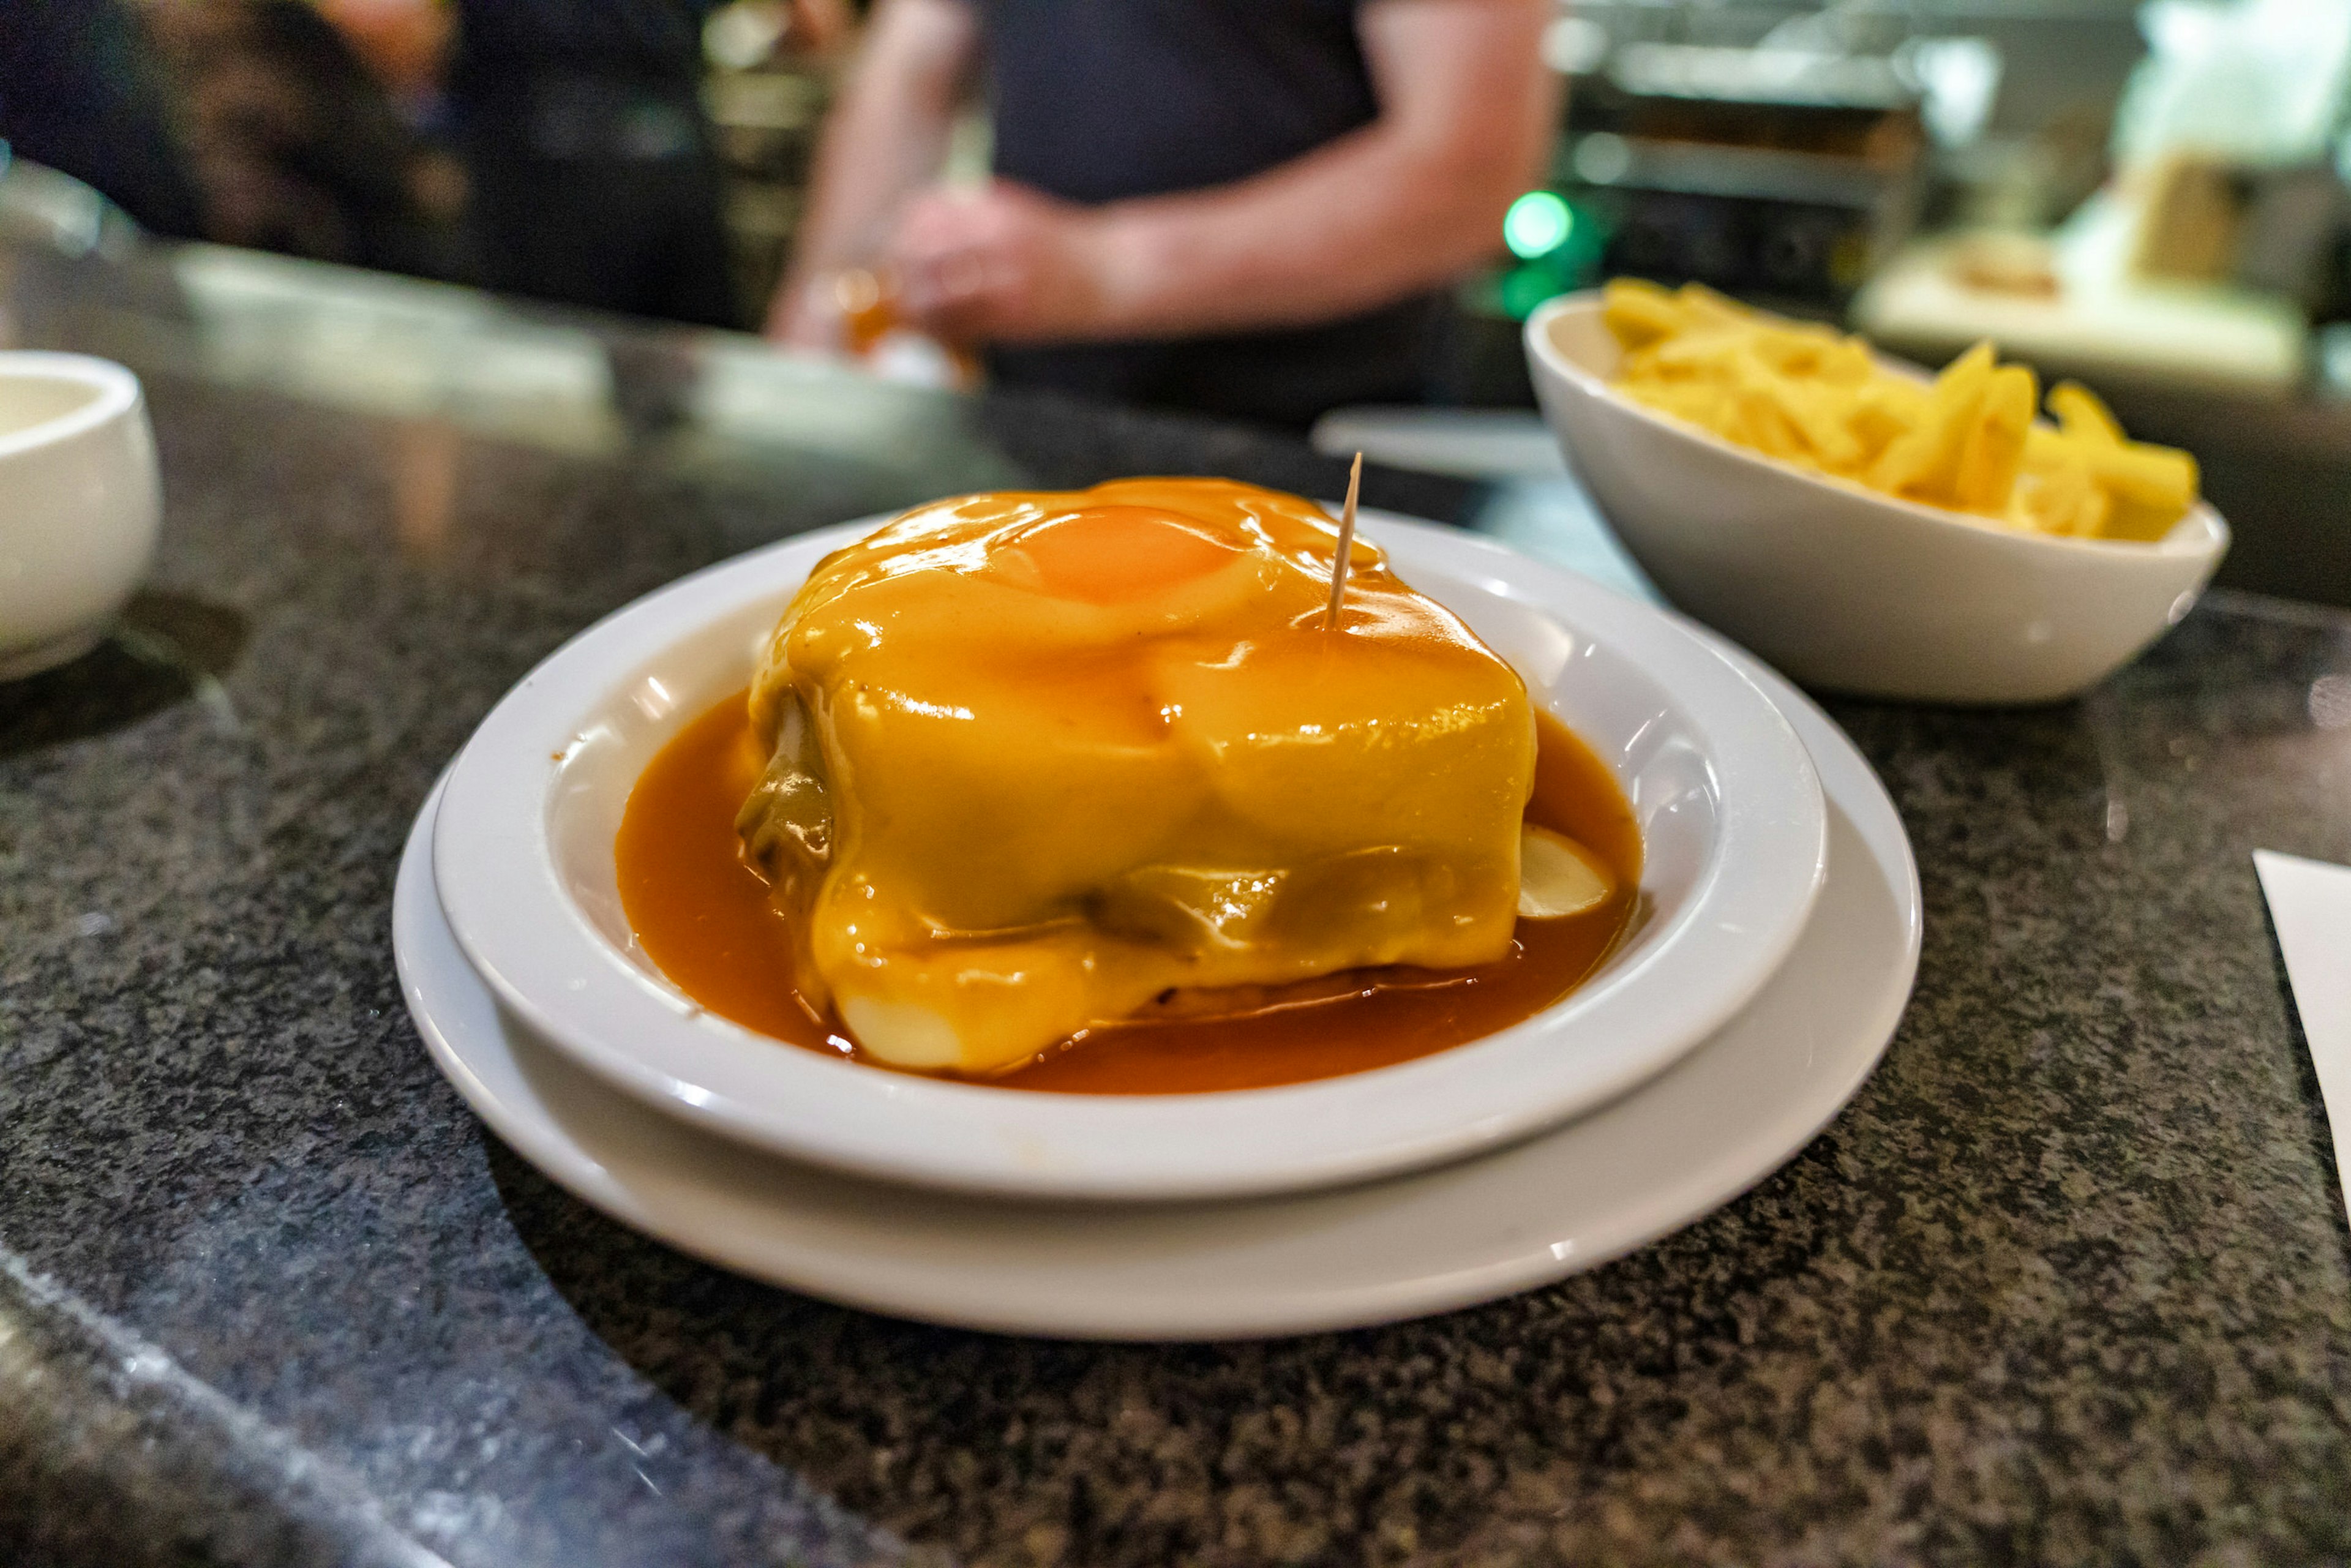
[737, 478, 1537, 1074]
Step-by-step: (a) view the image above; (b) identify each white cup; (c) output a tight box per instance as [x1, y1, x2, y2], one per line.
[0, 353, 162, 680]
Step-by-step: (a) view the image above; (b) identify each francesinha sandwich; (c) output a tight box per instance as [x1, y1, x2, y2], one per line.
[735, 478, 1545, 1076]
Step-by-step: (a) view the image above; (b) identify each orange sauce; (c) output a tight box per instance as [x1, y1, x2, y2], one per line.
[615, 691, 1642, 1094]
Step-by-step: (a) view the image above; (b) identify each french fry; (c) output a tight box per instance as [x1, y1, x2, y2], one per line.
[2048, 381, 2126, 445]
[1600, 278, 1684, 352]
[1778, 377, 1865, 472]
[1600, 283, 2201, 539]
[1952, 364, 2037, 512]
[1870, 341, 1995, 500]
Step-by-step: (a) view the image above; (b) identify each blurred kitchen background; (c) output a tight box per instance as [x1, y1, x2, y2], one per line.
[3, 0, 2346, 602]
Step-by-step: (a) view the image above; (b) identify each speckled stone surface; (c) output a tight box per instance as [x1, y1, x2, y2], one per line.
[5, 238, 2351, 1567]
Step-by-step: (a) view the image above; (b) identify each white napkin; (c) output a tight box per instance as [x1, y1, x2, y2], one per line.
[2254, 850, 2351, 1219]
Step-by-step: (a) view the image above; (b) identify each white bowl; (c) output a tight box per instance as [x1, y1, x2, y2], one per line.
[0, 353, 161, 680]
[1525, 293, 2230, 705]
[430, 512, 1829, 1202]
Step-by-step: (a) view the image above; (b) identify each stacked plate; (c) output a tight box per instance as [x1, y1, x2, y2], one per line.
[396, 512, 1921, 1340]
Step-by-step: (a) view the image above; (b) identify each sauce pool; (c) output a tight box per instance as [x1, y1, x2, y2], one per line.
[615, 691, 1642, 1093]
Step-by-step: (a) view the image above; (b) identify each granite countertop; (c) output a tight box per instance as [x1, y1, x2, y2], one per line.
[4, 232, 2351, 1568]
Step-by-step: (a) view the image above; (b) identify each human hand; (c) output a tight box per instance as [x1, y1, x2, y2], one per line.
[763, 276, 850, 353]
[886, 180, 1117, 345]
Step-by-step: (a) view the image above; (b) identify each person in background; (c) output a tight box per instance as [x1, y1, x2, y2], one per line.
[314, 0, 456, 116]
[0, 0, 207, 238]
[448, 0, 742, 328]
[766, 0, 1555, 428]
[148, 0, 460, 277]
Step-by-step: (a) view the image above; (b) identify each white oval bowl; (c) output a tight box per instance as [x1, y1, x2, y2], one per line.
[0, 352, 160, 679]
[431, 512, 1827, 1201]
[1525, 293, 2230, 705]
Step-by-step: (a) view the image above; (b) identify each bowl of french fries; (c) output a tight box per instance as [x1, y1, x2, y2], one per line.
[1524, 282, 2229, 703]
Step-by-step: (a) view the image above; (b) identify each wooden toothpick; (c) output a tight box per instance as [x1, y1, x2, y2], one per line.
[1325, 451, 1362, 631]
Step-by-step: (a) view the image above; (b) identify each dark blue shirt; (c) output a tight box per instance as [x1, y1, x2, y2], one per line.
[969, 0, 1449, 428]
[980, 0, 1377, 203]
[452, 0, 718, 86]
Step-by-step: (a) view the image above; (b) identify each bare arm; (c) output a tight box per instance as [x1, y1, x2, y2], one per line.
[763, 0, 977, 345]
[891, 0, 1556, 343]
[1096, 0, 1556, 334]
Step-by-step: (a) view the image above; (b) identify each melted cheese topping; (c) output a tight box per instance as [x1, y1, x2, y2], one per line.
[737, 478, 1537, 1075]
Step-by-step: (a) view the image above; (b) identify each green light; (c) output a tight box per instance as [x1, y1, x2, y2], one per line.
[1499, 264, 1568, 321]
[1503, 191, 1573, 260]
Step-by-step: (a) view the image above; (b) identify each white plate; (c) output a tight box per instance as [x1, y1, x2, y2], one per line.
[396, 644, 1918, 1340]
[431, 514, 1826, 1201]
